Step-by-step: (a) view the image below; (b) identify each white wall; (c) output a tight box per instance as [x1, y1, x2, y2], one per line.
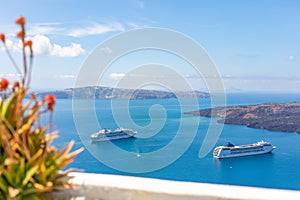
[49, 172, 300, 200]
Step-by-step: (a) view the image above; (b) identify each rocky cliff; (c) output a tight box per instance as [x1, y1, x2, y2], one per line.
[36, 86, 210, 99]
[185, 102, 300, 134]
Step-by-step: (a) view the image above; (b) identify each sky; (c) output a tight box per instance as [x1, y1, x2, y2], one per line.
[0, 0, 300, 92]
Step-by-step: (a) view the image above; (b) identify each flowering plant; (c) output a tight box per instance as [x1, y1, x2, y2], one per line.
[0, 17, 83, 199]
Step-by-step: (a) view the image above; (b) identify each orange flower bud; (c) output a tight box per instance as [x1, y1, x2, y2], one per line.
[0, 78, 9, 91]
[16, 16, 26, 26]
[44, 94, 56, 111]
[16, 30, 24, 39]
[50, 146, 57, 153]
[12, 81, 20, 91]
[22, 124, 31, 132]
[24, 40, 32, 47]
[0, 33, 5, 43]
[13, 81, 20, 88]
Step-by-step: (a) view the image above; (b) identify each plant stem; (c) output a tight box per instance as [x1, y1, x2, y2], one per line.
[4, 44, 21, 75]
[21, 26, 27, 86]
[26, 54, 33, 88]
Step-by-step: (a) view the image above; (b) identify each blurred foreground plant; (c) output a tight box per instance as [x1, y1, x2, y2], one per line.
[0, 16, 83, 199]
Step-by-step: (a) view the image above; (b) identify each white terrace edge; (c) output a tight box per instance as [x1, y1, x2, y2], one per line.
[49, 172, 300, 200]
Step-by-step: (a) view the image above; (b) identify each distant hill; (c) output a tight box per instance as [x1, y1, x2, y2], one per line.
[185, 102, 300, 134]
[36, 86, 210, 99]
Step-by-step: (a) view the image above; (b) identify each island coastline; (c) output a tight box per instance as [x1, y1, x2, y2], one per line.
[185, 102, 300, 134]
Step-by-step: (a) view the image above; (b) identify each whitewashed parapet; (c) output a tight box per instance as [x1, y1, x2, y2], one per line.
[49, 172, 300, 200]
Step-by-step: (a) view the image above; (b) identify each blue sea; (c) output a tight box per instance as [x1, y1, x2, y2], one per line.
[51, 93, 300, 190]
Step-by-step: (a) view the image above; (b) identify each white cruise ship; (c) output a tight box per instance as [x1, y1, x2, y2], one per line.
[90, 128, 137, 142]
[213, 141, 276, 159]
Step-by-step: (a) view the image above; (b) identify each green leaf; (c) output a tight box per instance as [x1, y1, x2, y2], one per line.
[1, 91, 17, 119]
[22, 166, 39, 187]
[3, 170, 15, 187]
[0, 175, 8, 194]
[21, 188, 43, 197]
[15, 158, 25, 186]
[27, 149, 43, 168]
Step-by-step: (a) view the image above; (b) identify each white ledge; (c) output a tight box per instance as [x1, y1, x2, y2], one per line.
[49, 172, 300, 200]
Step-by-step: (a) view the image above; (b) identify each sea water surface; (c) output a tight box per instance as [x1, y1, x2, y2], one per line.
[51, 93, 300, 190]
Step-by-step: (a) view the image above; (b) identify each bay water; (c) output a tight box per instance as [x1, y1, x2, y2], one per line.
[51, 93, 300, 190]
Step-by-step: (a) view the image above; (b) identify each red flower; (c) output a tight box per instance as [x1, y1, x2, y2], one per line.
[12, 81, 20, 89]
[0, 78, 9, 91]
[24, 40, 32, 47]
[16, 31, 24, 39]
[44, 94, 56, 111]
[0, 33, 5, 43]
[24, 40, 33, 54]
[16, 16, 26, 26]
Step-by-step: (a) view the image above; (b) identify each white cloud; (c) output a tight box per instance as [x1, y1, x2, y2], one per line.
[288, 55, 296, 61]
[126, 22, 147, 29]
[31, 35, 85, 57]
[51, 43, 85, 57]
[27, 23, 64, 36]
[2, 34, 85, 57]
[2, 39, 22, 52]
[3, 20, 126, 38]
[100, 47, 113, 54]
[30, 35, 52, 56]
[109, 73, 125, 80]
[0, 73, 22, 78]
[55, 74, 76, 79]
[68, 22, 125, 37]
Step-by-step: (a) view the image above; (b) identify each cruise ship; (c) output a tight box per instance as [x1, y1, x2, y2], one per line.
[90, 128, 137, 142]
[213, 141, 276, 159]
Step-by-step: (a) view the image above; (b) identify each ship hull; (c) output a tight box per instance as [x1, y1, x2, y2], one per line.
[90, 128, 136, 142]
[213, 141, 276, 159]
[214, 148, 274, 159]
[91, 134, 134, 142]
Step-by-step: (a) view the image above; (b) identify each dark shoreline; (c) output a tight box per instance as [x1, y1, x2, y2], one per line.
[185, 102, 300, 134]
[35, 86, 210, 99]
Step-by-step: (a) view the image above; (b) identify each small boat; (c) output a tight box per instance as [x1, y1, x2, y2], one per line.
[90, 128, 137, 142]
[213, 141, 276, 159]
